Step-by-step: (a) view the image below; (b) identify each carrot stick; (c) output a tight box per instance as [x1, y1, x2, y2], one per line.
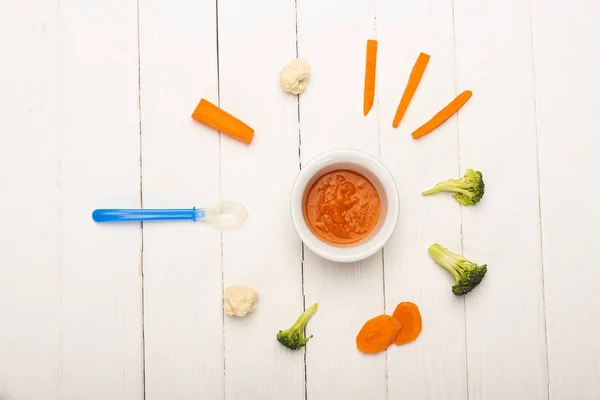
[356, 314, 402, 354]
[411, 90, 472, 139]
[392, 302, 422, 345]
[392, 52, 430, 128]
[191, 98, 255, 144]
[363, 39, 378, 116]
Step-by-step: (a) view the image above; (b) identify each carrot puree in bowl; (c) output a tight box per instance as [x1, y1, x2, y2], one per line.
[304, 169, 381, 245]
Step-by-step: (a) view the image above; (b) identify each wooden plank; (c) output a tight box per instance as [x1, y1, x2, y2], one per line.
[297, 1, 387, 398]
[217, 0, 305, 398]
[58, 0, 144, 398]
[138, 0, 224, 398]
[531, 0, 600, 398]
[454, 1, 548, 399]
[377, 1, 467, 399]
[0, 1, 61, 399]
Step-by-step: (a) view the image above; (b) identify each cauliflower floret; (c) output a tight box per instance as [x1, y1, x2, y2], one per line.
[223, 285, 258, 317]
[279, 59, 310, 95]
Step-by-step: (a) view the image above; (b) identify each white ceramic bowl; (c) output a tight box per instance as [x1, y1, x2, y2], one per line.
[290, 149, 399, 263]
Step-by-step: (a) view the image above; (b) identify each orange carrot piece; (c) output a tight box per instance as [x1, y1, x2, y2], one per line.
[191, 98, 254, 144]
[393, 52, 430, 128]
[392, 302, 422, 345]
[411, 90, 472, 139]
[356, 314, 402, 354]
[363, 39, 378, 116]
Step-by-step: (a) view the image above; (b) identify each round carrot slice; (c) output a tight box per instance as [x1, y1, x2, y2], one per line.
[392, 302, 422, 345]
[356, 314, 402, 354]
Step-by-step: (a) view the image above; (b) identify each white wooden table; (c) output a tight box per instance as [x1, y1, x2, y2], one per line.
[1, 0, 599, 399]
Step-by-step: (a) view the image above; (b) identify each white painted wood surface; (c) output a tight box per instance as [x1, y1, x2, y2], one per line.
[1, 0, 599, 399]
[454, 2, 548, 399]
[138, 0, 223, 398]
[377, 2, 467, 399]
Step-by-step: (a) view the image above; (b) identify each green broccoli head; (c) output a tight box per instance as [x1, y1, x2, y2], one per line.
[422, 169, 484, 206]
[428, 243, 487, 296]
[277, 303, 318, 350]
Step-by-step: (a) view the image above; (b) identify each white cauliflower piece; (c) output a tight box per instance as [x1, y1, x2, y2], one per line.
[223, 285, 258, 317]
[279, 59, 310, 95]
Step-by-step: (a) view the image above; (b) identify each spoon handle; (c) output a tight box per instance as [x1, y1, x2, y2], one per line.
[92, 208, 205, 222]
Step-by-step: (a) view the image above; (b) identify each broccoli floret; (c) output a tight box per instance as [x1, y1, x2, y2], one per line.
[428, 244, 487, 296]
[277, 303, 318, 350]
[422, 169, 484, 206]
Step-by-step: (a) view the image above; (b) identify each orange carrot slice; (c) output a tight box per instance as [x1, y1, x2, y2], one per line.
[411, 90, 472, 139]
[191, 98, 254, 144]
[393, 52, 430, 128]
[392, 302, 422, 345]
[363, 39, 378, 116]
[356, 314, 402, 354]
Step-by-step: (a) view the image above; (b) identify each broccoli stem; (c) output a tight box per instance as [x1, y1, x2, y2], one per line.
[421, 179, 470, 196]
[428, 244, 462, 283]
[291, 303, 318, 331]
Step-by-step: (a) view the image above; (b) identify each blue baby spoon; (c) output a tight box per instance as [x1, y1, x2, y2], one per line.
[92, 201, 248, 228]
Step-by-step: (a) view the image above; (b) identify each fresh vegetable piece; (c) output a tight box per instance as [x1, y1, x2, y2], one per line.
[223, 285, 258, 317]
[277, 303, 318, 350]
[280, 58, 311, 95]
[356, 314, 402, 354]
[422, 168, 484, 206]
[392, 302, 422, 345]
[363, 39, 378, 116]
[428, 243, 487, 296]
[191, 98, 254, 144]
[393, 52, 430, 128]
[411, 90, 472, 139]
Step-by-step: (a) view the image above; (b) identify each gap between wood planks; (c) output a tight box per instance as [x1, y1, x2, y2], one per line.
[371, 0, 390, 398]
[527, 0, 550, 394]
[135, 0, 147, 399]
[213, 0, 228, 397]
[450, 2, 470, 398]
[293, 0, 310, 398]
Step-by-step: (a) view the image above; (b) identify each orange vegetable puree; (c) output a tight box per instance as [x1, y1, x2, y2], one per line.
[304, 169, 380, 245]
